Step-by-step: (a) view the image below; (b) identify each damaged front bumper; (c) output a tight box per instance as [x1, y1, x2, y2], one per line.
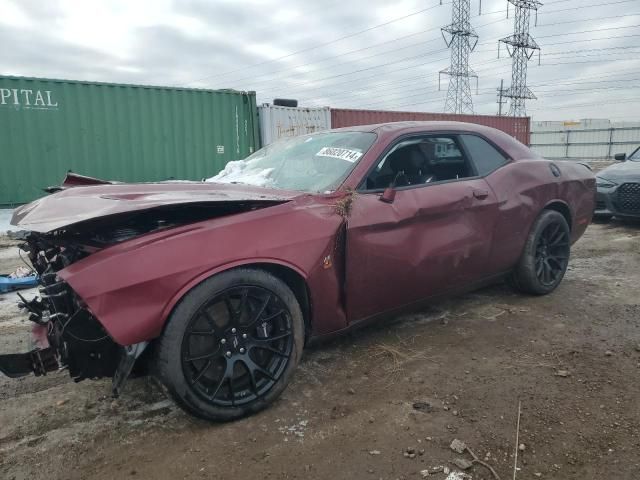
[0, 338, 57, 378]
[0, 235, 146, 396]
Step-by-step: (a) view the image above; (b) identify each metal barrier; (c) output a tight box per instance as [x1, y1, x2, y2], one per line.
[530, 126, 640, 160]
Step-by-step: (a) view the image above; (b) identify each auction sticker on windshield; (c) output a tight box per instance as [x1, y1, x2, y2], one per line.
[316, 147, 363, 163]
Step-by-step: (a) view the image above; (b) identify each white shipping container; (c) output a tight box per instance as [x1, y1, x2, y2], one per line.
[258, 105, 331, 146]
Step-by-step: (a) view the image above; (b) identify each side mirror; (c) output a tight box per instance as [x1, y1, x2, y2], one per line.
[379, 171, 403, 203]
[614, 153, 627, 161]
[380, 186, 396, 204]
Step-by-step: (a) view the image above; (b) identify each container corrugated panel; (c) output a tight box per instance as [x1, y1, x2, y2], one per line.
[258, 105, 331, 146]
[330, 108, 531, 145]
[0, 76, 259, 205]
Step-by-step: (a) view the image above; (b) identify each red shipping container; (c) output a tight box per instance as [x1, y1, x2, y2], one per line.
[330, 108, 530, 146]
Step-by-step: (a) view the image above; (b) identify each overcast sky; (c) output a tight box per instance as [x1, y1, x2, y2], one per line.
[1, 0, 639, 121]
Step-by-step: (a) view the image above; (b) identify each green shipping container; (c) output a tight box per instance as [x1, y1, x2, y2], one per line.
[0, 76, 260, 206]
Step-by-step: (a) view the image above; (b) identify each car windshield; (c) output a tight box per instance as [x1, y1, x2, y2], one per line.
[629, 147, 640, 161]
[207, 131, 377, 192]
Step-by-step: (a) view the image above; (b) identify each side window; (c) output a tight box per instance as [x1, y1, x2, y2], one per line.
[459, 135, 509, 176]
[361, 135, 474, 190]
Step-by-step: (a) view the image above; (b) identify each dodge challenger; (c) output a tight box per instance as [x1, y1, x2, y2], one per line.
[0, 122, 595, 421]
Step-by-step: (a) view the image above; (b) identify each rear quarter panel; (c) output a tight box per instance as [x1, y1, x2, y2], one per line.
[485, 159, 595, 273]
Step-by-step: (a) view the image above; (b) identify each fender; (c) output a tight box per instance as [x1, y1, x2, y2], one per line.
[158, 257, 310, 329]
[58, 201, 347, 346]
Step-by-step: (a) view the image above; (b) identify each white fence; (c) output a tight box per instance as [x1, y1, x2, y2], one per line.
[530, 120, 640, 160]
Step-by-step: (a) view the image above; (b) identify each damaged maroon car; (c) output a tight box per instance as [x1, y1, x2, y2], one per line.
[0, 122, 595, 421]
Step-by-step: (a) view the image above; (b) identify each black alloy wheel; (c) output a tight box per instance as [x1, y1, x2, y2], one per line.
[157, 269, 304, 421]
[534, 221, 570, 287]
[181, 285, 293, 407]
[509, 210, 571, 295]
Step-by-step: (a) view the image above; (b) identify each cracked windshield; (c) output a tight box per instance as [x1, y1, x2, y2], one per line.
[209, 131, 376, 192]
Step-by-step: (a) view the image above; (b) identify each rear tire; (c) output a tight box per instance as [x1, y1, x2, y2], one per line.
[155, 268, 304, 421]
[509, 210, 571, 295]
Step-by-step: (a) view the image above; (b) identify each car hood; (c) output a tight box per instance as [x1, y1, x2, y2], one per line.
[597, 161, 640, 182]
[12, 181, 300, 233]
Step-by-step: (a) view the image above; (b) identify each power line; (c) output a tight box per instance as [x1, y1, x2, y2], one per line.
[218, 11, 640, 90]
[358, 89, 640, 114]
[317, 63, 640, 110]
[180, 0, 637, 89]
[183, 0, 448, 85]
[219, 19, 503, 89]
[351, 77, 640, 111]
[255, 28, 640, 100]
[528, 97, 640, 110]
[245, 20, 640, 96]
[296, 46, 640, 105]
[265, 51, 640, 107]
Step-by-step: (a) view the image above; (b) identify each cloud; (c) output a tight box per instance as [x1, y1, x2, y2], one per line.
[1, 0, 639, 121]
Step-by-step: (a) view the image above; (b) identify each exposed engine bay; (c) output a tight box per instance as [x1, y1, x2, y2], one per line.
[0, 200, 287, 395]
[0, 231, 121, 385]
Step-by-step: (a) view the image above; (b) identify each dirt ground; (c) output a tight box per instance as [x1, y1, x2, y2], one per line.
[1, 221, 639, 480]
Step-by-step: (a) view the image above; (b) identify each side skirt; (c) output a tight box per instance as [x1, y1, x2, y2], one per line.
[308, 271, 510, 346]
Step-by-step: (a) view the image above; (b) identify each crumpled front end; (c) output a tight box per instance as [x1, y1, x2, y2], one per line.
[0, 233, 127, 389]
[0, 185, 297, 394]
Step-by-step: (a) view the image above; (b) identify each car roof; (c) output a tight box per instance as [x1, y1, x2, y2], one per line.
[331, 121, 539, 161]
[332, 120, 505, 134]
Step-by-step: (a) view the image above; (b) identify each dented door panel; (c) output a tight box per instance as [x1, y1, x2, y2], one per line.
[345, 179, 498, 322]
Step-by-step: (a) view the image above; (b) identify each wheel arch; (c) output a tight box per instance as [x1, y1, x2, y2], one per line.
[543, 200, 573, 231]
[159, 259, 312, 342]
[244, 263, 312, 342]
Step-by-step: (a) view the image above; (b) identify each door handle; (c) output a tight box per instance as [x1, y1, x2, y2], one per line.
[472, 189, 489, 200]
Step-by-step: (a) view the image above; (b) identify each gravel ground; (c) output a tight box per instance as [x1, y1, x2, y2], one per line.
[1, 220, 639, 480]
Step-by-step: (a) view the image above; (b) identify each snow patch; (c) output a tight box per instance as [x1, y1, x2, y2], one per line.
[445, 472, 472, 480]
[205, 159, 274, 187]
[0, 209, 16, 234]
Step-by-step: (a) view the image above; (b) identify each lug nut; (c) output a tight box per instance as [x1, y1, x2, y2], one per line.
[239, 347, 246, 354]
[225, 351, 232, 358]
[242, 333, 248, 339]
[220, 338, 226, 344]
[231, 327, 237, 333]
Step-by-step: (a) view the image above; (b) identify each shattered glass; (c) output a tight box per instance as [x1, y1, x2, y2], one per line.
[208, 132, 376, 192]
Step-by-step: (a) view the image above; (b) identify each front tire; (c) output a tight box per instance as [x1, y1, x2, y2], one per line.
[509, 210, 571, 295]
[156, 268, 304, 421]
